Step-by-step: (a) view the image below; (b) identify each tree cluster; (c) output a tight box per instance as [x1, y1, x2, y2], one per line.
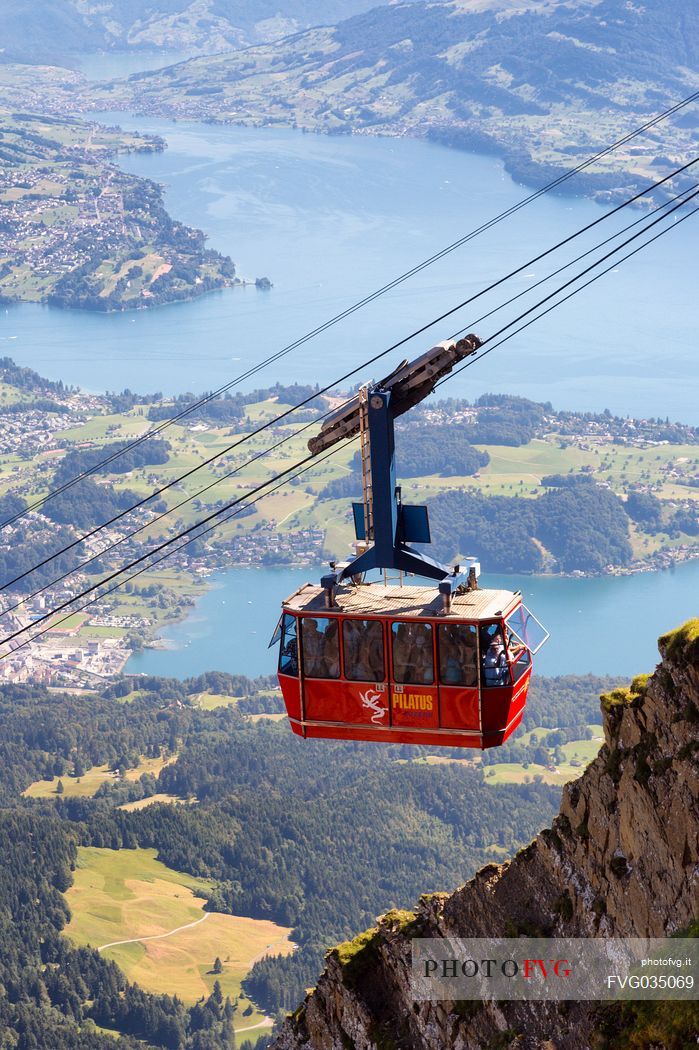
[0, 672, 619, 1032]
[428, 481, 632, 572]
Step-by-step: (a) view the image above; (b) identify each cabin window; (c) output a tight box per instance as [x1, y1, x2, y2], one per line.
[438, 623, 478, 686]
[505, 604, 549, 655]
[278, 614, 299, 677]
[479, 623, 511, 687]
[391, 622, 434, 685]
[343, 619, 385, 682]
[301, 617, 340, 679]
[510, 644, 532, 683]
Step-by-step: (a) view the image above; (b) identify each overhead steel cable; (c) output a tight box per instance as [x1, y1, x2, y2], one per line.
[438, 201, 699, 388]
[444, 184, 699, 369]
[5, 155, 698, 593]
[449, 181, 699, 339]
[0, 412, 324, 616]
[2, 444, 347, 659]
[5, 178, 696, 614]
[3, 94, 698, 531]
[0, 451, 319, 647]
[3, 169, 697, 599]
[3, 186, 697, 651]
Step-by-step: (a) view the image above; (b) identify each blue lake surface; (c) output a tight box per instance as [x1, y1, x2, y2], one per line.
[2, 116, 695, 678]
[3, 117, 697, 423]
[126, 559, 699, 681]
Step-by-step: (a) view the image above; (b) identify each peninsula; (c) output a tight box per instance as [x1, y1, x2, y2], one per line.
[0, 110, 236, 310]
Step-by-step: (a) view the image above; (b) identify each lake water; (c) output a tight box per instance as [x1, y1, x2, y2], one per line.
[126, 558, 699, 680]
[3, 116, 697, 422]
[3, 114, 696, 678]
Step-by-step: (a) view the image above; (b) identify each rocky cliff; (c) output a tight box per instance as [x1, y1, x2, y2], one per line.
[274, 621, 699, 1050]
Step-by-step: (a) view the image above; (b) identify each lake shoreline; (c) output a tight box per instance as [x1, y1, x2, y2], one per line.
[126, 557, 699, 680]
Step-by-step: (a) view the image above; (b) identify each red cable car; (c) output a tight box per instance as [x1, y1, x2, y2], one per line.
[273, 336, 549, 749]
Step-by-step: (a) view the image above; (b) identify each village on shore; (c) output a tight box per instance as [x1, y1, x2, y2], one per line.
[0, 359, 697, 687]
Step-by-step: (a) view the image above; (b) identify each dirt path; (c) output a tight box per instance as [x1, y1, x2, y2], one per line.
[97, 911, 210, 951]
[98, 913, 289, 1034]
[237, 1017, 274, 1033]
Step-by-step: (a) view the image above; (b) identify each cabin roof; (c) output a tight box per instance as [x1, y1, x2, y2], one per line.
[282, 583, 520, 621]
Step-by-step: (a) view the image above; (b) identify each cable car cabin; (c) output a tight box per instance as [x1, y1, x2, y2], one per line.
[275, 582, 546, 750]
[273, 334, 548, 750]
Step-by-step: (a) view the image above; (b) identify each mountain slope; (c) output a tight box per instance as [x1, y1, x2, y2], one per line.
[274, 620, 699, 1049]
[92, 0, 699, 196]
[0, 0, 395, 66]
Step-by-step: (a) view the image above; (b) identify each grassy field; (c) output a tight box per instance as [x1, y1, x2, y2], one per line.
[483, 724, 604, 785]
[193, 691, 241, 710]
[5, 379, 699, 539]
[64, 847, 294, 1029]
[119, 793, 194, 812]
[23, 752, 176, 799]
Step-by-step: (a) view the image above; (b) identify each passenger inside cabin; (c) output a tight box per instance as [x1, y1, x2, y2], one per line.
[480, 624, 511, 687]
[279, 615, 299, 677]
[411, 624, 433, 684]
[302, 617, 341, 679]
[504, 624, 531, 681]
[365, 621, 385, 681]
[391, 623, 411, 682]
[323, 619, 340, 678]
[504, 625, 525, 660]
[438, 623, 478, 686]
[302, 618, 326, 677]
[392, 622, 433, 684]
[343, 619, 384, 681]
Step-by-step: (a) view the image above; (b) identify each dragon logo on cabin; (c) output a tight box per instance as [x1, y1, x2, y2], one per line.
[360, 688, 388, 724]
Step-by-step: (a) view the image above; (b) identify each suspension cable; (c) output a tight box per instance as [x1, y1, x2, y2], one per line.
[438, 203, 699, 387]
[3, 445, 346, 658]
[3, 94, 697, 530]
[3, 188, 697, 650]
[5, 179, 695, 613]
[449, 182, 699, 340]
[5, 155, 697, 593]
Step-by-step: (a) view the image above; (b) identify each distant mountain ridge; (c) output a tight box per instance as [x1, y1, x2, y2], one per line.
[88, 0, 699, 198]
[0, 0, 395, 66]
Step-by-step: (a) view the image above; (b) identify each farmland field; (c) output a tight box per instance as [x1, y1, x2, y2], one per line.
[65, 847, 295, 1030]
[23, 752, 176, 798]
[483, 725, 604, 785]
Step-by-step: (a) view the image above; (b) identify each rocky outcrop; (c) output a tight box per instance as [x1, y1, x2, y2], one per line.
[274, 622, 699, 1050]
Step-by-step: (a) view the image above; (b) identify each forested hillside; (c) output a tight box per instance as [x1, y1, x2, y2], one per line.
[0, 671, 619, 1043]
[0, 808, 236, 1049]
[428, 477, 633, 572]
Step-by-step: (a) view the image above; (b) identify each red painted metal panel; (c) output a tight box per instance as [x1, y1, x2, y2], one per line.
[390, 685, 439, 728]
[501, 708, 525, 744]
[304, 679, 390, 727]
[279, 673, 301, 722]
[480, 686, 515, 731]
[438, 686, 480, 731]
[287, 718, 482, 749]
[508, 671, 531, 724]
[279, 607, 534, 750]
